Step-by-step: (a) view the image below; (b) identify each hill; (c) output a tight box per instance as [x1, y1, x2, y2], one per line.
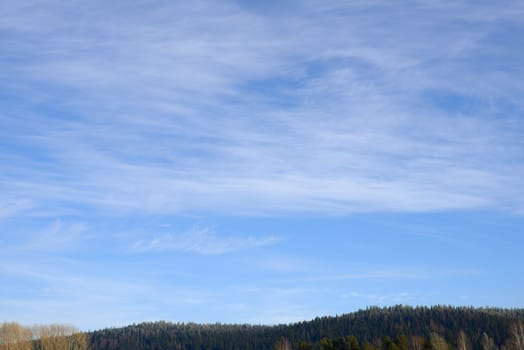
[88, 305, 524, 350]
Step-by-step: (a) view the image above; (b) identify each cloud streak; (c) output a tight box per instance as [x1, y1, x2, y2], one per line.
[21, 220, 89, 252]
[131, 227, 281, 255]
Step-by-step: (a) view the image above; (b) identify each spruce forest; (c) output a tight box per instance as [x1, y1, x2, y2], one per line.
[2, 306, 524, 350]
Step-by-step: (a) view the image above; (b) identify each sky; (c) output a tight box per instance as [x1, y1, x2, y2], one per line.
[1, 0, 524, 331]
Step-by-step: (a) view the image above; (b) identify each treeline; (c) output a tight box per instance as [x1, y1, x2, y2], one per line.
[88, 306, 524, 350]
[0, 323, 87, 350]
[3, 306, 523, 350]
[275, 325, 524, 350]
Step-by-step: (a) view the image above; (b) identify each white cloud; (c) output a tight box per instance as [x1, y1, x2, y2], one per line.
[131, 227, 281, 255]
[0, 0, 523, 217]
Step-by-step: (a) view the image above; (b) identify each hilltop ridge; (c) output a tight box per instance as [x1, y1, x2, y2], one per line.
[88, 305, 524, 350]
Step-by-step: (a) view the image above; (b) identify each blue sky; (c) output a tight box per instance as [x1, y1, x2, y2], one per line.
[1, 0, 523, 330]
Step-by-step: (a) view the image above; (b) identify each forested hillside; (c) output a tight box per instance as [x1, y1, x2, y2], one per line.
[88, 306, 524, 350]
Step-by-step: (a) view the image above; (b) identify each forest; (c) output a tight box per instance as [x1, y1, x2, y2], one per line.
[2, 306, 524, 350]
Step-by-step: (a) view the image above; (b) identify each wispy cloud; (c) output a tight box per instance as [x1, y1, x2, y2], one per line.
[22, 220, 89, 252]
[131, 227, 281, 255]
[0, 256, 159, 329]
[1, 0, 523, 217]
[283, 267, 480, 285]
[343, 291, 414, 305]
[0, 199, 33, 218]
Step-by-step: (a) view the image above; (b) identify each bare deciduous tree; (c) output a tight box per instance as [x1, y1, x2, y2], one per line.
[430, 333, 448, 350]
[38, 324, 88, 350]
[410, 335, 425, 350]
[503, 321, 524, 350]
[274, 338, 292, 350]
[482, 333, 498, 350]
[2, 322, 87, 350]
[0, 322, 32, 350]
[511, 321, 524, 350]
[457, 330, 469, 350]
